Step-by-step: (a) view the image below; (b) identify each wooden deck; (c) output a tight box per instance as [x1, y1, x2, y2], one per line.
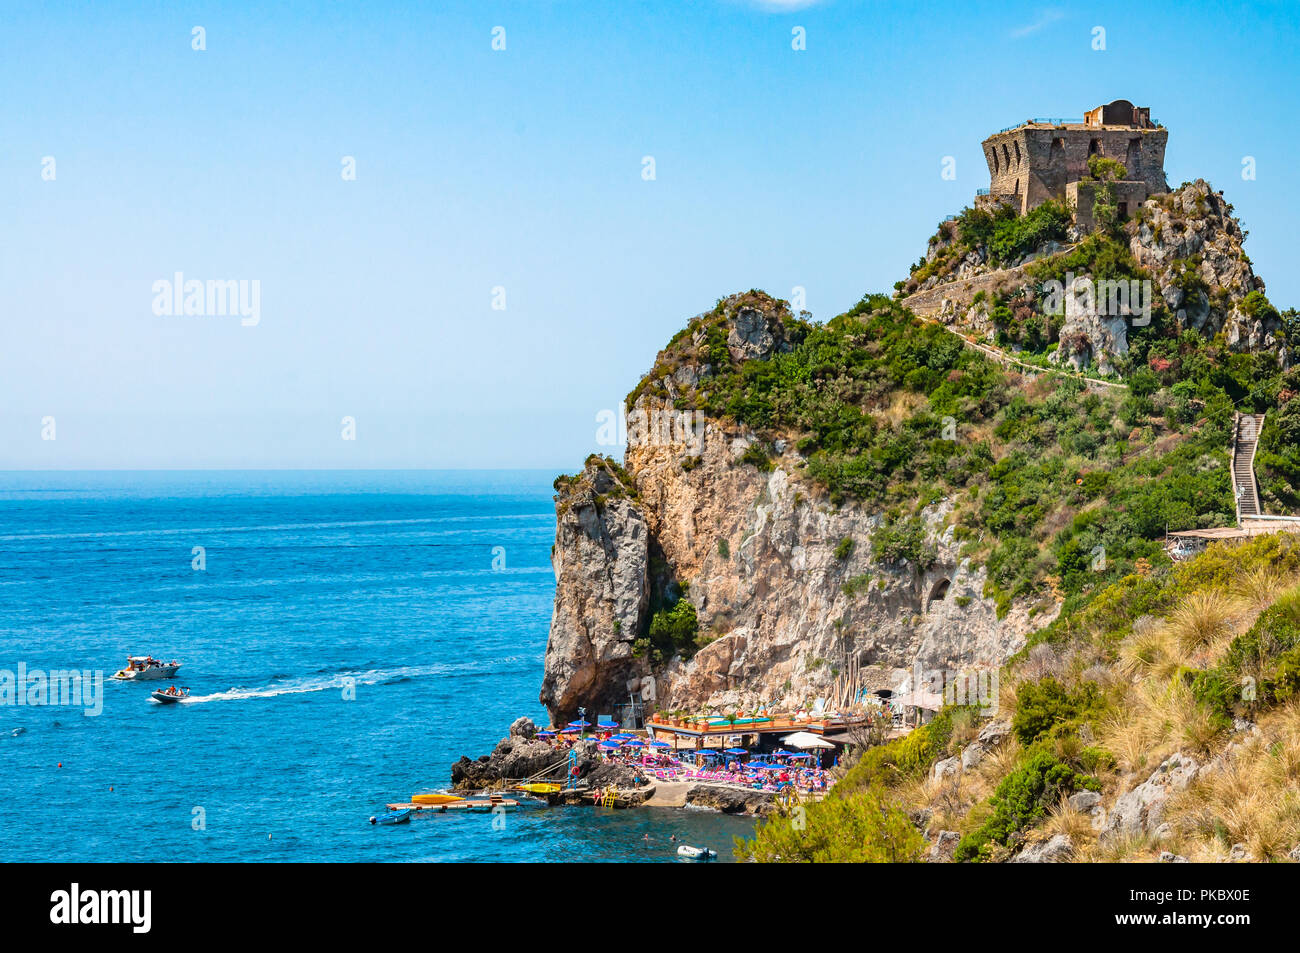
[646, 714, 866, 739]
[386, 799, 520, 812]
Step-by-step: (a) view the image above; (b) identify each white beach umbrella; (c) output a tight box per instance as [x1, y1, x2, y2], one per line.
[781, 730, 836, 749]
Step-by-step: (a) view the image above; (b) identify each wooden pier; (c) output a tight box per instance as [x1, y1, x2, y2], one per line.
[387, 798, 521, 812]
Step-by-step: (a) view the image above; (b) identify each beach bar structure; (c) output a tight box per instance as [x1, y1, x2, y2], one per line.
[645, 712, 867, 751]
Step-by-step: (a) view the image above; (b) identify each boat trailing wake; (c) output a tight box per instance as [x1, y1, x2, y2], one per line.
[178, 656, 538, 704]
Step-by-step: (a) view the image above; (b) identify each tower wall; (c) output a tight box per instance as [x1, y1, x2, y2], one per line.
[980, 115, 1167, 215]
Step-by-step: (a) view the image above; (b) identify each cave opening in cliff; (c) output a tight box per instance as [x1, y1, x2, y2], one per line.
[929, 578, 951, 603]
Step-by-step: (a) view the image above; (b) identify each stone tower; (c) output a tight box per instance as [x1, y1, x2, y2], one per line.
[979, 99, 1168, 221]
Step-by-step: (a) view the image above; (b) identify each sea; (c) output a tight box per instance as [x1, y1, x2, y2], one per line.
[0, 471, 756, 862]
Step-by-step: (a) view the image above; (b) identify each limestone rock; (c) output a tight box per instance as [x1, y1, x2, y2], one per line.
[1014, 834, 1074, 863]
[976, 719, 1011, 747]
[451, 735, 571, 789]
[929, 830, 961, 863]
[1068, 790, 1101, 814]
[684, 783, 777, 816]
[539, 459, 650, 725]
[933, 756, 961, 781]
[961, 743, 985, 770]
[1103, 754, 1201, 840]
[723, 295, 793, 363]
[509, 716, 536, 739]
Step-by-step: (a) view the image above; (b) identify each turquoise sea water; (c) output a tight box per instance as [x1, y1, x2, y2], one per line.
[0, 471, 754, 862]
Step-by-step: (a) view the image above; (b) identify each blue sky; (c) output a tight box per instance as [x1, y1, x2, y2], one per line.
[2, 0, 1297, 468]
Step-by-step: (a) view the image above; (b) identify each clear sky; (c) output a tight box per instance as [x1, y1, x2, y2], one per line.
[3, 0, 1297, 469]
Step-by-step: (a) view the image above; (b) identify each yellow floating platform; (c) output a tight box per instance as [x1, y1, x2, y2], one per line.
[410, 792, 464, 805]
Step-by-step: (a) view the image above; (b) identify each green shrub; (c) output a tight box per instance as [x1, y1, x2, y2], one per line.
[872, 518, 937, 569]
[1012, 678, 1093, 745]
[647, 598, 699, 659]
[834, 537, 855, 561]
[954, 752, 1096, 862]
[736, 787, 926, 863]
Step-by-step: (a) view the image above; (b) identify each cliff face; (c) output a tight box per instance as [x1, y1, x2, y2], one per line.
[539, 464, 649, 723]
[1129, 179, 1272, 351]
[539, 296, 1048, 726]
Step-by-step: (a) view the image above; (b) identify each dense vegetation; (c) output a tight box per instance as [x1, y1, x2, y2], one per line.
[901, 199, 1072, 293]
[630, 290, 1263, 612]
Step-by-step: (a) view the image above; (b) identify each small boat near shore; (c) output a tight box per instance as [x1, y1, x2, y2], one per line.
[150, 687, 189, 704]
[370, 809, 411, 825]
[113, 656, 182, 681]
[676, 845, 717, 861]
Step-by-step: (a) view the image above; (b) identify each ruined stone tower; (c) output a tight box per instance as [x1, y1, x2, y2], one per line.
[979, 99, 1168, 221]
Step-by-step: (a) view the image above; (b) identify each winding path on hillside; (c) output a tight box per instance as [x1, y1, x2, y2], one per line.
[899, 260, 1128, 391]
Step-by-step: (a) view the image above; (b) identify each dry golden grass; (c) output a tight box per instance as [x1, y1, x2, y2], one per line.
[1099, 711, 1151, 775]
[1163, 699, 1300, 861]
[1166, 589, 1235, 655]
[947, 708, 980, 747]
[1099, 677, 1226, 775]
[1117, 624, 1173, 679]
[1044, 796, 1095, 843]
[1088, 831, 1157, 862]
[977, 735, 1023, 785]
[881, 390, 925, 428]
[1233, 565, 1290, 613]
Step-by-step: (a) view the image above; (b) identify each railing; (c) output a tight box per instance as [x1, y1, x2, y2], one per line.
[647, 714, 867, 734]
[996, 117, 1084, 134]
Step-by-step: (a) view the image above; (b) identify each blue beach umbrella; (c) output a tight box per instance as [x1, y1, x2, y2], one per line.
[724, 748, 747, 754]
[623, 739, 646, 748]
[648, 740, 670, 748]
[537, 730, 556, 737]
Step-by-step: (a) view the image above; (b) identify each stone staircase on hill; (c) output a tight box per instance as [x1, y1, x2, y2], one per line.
[1233, 412, 1266, 523]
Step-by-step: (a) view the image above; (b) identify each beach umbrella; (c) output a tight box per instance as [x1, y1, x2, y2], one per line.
[724, 747, 747, 755]
[567, 719, 592, 728]
[537, 730, 556, 737]
[771, 749, 793, 756]
[648, 739, 670, 748]
[624, 739, 646, 748]
[781, 731, 836, 750]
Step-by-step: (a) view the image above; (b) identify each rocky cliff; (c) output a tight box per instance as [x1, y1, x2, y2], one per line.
[539, 294, 1048, 726]
[901, 179, 1280, 377]
[540, 178, 1290, 730]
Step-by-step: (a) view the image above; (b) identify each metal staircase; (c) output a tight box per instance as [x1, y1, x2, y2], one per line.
[1232, 412, 1266, 524]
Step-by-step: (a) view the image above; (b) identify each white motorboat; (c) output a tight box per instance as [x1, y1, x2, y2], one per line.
[676, 845, 717, 861]
[112, 656, 182, 681]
